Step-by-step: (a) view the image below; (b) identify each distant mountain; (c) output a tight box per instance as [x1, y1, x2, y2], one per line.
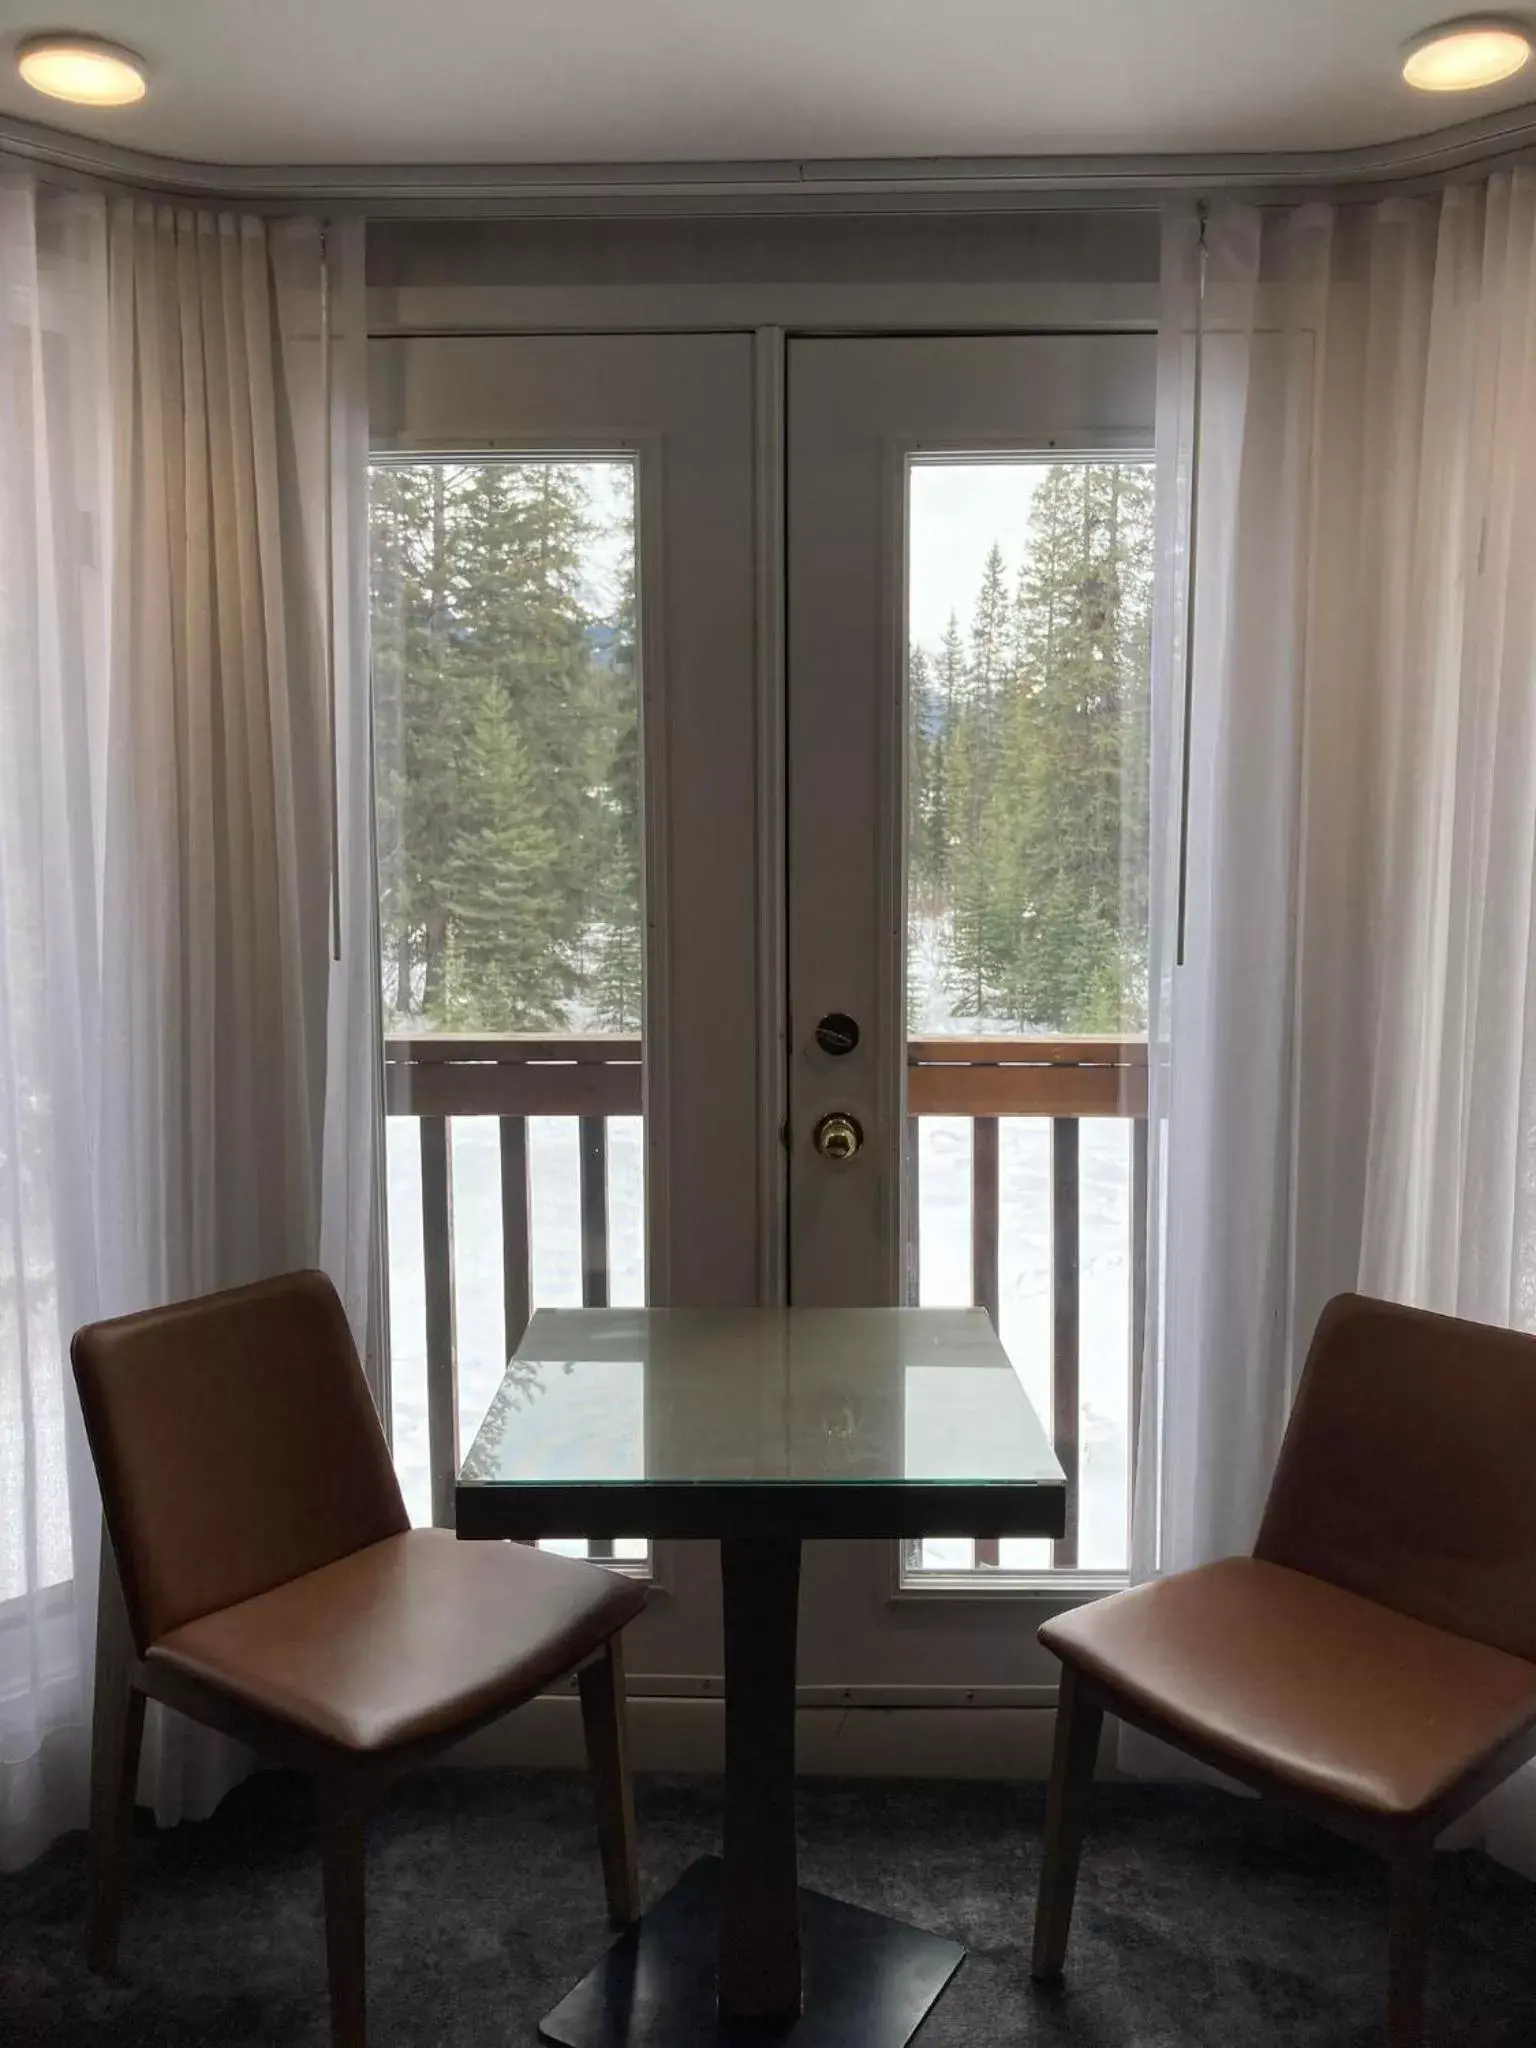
[585, 619, 623, 668]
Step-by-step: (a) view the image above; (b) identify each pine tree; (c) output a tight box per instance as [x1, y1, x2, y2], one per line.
[908, 644, 947, 913]
[368, 458, 643, 1036]
[446, 462, 598, 927]
[967, 541, 1013, 735]
[936, 612, 966, 723]
[370, 461, 472, 1027]
[440, 681, 570, 1027]
[940, 548, 1018, 1022]
[589, 552, 643, 1031]
[916, 461, 1154, 1034]
[944, 715, 1004, 1023]
[991, 463, 1155, 1031]
[926, 614, 968, 976]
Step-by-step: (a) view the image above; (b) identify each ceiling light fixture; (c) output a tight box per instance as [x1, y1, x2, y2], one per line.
[16, 32, 147, 106]
[1402, 15, 1532, 90]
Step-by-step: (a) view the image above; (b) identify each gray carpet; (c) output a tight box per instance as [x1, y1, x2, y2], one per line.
[3, 1770, 1535, 2045]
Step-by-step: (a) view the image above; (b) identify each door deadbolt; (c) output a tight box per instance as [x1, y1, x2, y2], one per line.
[814, 1012, 860, 1056]
[813, 1111, 863, 1162]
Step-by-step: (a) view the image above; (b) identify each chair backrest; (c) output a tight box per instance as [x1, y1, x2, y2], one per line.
[1255, 1292, 1536, 1665]
[72, 1270, 409, 1653]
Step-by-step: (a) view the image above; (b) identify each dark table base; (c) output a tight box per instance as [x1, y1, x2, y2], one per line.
[538, 1856, 966, 2048]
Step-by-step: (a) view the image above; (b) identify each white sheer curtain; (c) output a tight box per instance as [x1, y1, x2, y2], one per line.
[1137, 177, 1536, 1838]
[1, 176, 113, 1872]
[0, 176, 378, 1867]
[319, 216, 388, 1406]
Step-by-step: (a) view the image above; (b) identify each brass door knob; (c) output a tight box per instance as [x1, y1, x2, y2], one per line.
[813, 1111, 863, 1161]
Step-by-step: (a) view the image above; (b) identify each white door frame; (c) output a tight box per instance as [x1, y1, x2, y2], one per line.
[369, 313, 1158, 1709]
[786, 336, 1158, 1302]
[369, 332, 777, 1315]
[785, 335, 1157, 1695]
[370, 332, 769, 1687]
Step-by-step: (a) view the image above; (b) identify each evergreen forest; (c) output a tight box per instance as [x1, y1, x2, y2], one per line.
[371, 460, 640, 1034]
[370, 457, 1153, 1040]
[909, 460, 1154, 1033]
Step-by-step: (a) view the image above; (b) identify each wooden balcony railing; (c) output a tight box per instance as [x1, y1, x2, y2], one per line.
[385, 1036, 640, 1530]
[384, 1033, 1147, 1567]
[905, 1038, 1147, 1571]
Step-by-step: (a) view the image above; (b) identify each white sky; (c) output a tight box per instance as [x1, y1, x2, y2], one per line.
[908, 461, 1045, 653]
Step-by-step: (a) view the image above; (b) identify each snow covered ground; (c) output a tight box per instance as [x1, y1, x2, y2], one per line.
[385, 1110, 1132, 1573]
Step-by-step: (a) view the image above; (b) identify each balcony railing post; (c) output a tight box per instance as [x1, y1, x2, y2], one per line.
[499, 1116, 532, 1360]
[970, 1116, 1002, 1569]
[1052, 1117, 1081, 1569]
[971, 1115, 1000, 1332]
[419, 1115, 459, 1531]
[579, 1115, 610, 1310]
[1131, 1113, 1149, 1487]
[904, 1115, 921, 1308]
[579, 1114, 612, 1561]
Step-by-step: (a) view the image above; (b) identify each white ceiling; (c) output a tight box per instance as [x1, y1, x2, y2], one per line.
[0, 0, 1532, 167]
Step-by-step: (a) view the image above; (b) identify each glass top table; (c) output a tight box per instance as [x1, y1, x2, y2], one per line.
[456, 1307, 1066, 2048]
[457, 1305, 1065, 1542]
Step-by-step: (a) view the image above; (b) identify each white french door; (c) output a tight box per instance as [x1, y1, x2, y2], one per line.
[369, 326, 1154, 1699]
[370, 332, 770, 1684]
[786, 336, 1155, 1695]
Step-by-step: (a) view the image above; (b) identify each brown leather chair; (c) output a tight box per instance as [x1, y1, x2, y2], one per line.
[1034, 1292, 1536, 2048]
[72, 1270, 646, 2048]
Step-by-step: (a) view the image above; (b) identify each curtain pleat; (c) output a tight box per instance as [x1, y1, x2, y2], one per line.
[0, 176, 112, 1871]
[0, 178, 377, 1863]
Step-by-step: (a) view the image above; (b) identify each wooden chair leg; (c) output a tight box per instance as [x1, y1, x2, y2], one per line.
[86, 1683, 145, 1972]
[87, 1541, 145, 1973]
[1387, 1852, 1431, 2048]
[578, 1636, 640, 1926]
[319, 1779, 369, 2048]
[1031, 1665, 1104, 1981]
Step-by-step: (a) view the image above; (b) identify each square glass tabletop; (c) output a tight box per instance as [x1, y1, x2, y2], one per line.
[455, 1306, 1066, 1542]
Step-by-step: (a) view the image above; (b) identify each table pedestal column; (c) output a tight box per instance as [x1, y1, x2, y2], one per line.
[719, 1535, 802, 2020]
[537, 1535, 965, 2048]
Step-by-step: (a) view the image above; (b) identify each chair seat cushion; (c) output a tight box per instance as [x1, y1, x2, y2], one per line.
[1039, 1557, 1536, 1819]
[147, 1529, 646, 1753]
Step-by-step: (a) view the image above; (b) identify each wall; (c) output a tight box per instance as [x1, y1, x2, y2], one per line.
[365, 207, 1162, 335]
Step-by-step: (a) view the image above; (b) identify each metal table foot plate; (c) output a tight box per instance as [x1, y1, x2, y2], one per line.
[538, 1856, 966, 2048]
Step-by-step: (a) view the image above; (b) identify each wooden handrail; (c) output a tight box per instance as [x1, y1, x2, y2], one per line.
[384, 1036, 641, 1117]
[908, 1037, 1146, 1117]
[386, 1034, 642, 1063]
[906, 1037, 1145, 1065]
[384, 1034, 1148, 1119]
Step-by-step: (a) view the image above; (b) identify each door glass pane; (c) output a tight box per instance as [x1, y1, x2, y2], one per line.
[904, 458, 1152, 1580]
[370, 457, 645, 1553]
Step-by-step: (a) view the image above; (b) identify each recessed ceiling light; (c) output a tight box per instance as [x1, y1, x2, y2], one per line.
[16, 33, 148, 106]
[1402, 16, 1532, 90]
